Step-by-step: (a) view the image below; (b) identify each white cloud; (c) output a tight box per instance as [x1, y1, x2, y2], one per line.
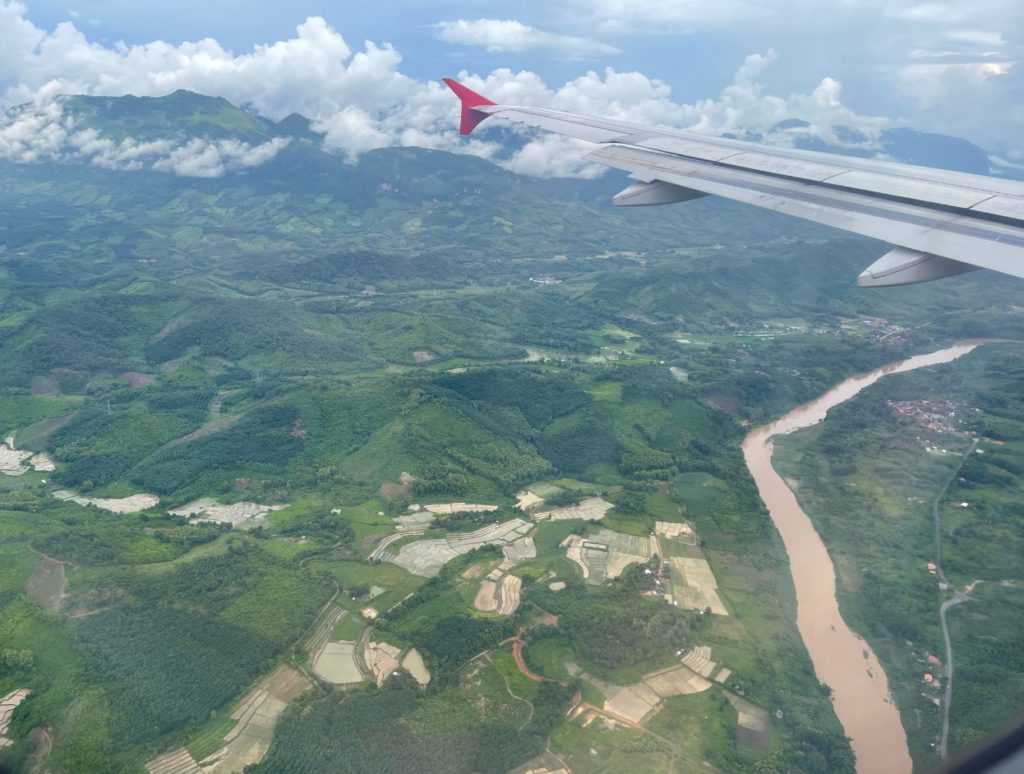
[5, 1, 1018, 175]
[0, 3, 406, 121]
[502, 134, 606, 178]
[443, 56, 890, 177]
[583, 0, 1021, 33]
[585, 0, 764, 30]
[989, 154, 1024, 172]
[0, 98, 66, 162]
[0, 97, 290, 176]
[151, 137, 291, 177]
[313, 105, 393, 161]
[945, 30, 1005, 47]
[434, 18, 619, 58]
[893, 60, 1017, 110]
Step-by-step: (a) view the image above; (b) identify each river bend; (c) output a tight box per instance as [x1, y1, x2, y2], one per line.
[742, 341, 984, 774]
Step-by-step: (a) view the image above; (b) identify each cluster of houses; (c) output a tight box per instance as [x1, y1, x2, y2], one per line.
[888, 398, 975, 438]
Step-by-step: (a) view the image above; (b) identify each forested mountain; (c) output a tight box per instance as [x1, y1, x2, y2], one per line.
[1, 91, 1022, 774]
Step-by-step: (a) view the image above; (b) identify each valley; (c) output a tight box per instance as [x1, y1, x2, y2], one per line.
[1, 91, 1023, 773]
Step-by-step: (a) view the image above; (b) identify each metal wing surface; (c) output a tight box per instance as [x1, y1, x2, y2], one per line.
[444, 78, 1024, 286]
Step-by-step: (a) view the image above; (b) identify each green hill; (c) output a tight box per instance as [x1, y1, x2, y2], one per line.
[1, 90, 1023, 774]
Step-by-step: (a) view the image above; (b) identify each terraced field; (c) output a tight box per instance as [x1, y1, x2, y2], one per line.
[383, 519, 533, 577]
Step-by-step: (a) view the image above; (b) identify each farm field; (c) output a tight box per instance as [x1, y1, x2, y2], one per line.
[668, 557, 730, 615]
[196, 665, 311, 772]
[383, 519, 533, 577]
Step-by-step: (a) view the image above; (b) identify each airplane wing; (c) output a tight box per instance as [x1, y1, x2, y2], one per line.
[443, 78, 1024, 286]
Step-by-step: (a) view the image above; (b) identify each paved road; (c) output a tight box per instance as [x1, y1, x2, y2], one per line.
[933, 439, 977, 759]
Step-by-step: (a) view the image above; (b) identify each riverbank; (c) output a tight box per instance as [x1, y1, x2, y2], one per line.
[742, 341, 986, 773]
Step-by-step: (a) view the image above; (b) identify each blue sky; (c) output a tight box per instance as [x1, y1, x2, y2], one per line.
[2, 0, 1022, 175]
[12, 0, 911, 108]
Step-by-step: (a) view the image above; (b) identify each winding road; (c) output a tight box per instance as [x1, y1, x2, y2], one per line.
[933, 439, 978, 759]
[743, 341, 987, 774]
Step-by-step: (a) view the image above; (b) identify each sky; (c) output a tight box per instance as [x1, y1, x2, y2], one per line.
[1, 0, 1021, 177]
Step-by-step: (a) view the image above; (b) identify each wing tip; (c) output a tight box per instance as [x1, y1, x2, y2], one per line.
[443, 78, 495, 135]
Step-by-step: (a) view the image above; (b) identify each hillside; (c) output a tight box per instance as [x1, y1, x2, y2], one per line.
[0, 91, 1022, 774]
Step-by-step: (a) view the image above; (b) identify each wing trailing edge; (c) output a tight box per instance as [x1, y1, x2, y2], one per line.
[442, 77, 1024, 285]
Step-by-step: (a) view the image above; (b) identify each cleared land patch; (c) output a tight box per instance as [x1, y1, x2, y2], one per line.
[365, 510, 433, 556]
[199, 665, 312, 773]
[383, 519, 533, 577]
[473, 570, 523, 615]
[561, 528, 654, 584]
[726, 693, 771, 752]
[423, 502, 498, 515]
[515, 489, 544, 511]
[402, 648, 431, 686]
[0, 438, 33, 476]
[168, 498, 286, 528]
[364, 640, 402, 686]
[501, 535, 536, 567]
[534, 497, 613, 522]
[120, 371, 156, 387]
[52, 489, 159, 513]
[394, 512, 434, 531]
[642, 665, 713, 700]
[668, 557, 728, 615]
[14, 416, 71, 451]
[308, 606, 364, 685]
[0, 688, 30, 748]
[574, 659, 715, 727]
[23, 555, 67, 613]
[146, 748, 201, 774]
[474, 578, 498, 612]
[313, 642, 362, 685]
[29, 452, 54, 471]
[654, 521, 696, 543]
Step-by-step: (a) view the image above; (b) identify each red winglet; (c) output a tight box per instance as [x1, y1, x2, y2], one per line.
[443, 78, 496, 135]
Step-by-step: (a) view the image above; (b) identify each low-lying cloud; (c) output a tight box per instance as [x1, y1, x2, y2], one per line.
[434, 19, 620, 58]
[0, 98, 290, 176]
[1, 2, 898, 178]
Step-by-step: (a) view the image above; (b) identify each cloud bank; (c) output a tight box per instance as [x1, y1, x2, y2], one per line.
[434, 19, 620, 58]
[0, 97, 290, 176]
[1, 2, 897, 177]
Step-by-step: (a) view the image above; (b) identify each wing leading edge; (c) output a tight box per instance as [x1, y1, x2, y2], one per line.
[443, 78, 1024, 286]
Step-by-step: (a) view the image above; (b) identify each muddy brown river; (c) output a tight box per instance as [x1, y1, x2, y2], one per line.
[742, 341, 984, 774]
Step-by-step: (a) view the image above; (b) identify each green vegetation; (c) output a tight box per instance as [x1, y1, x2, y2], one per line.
[648, 692, 745, 771]
[333, 613, 365, 641]
[773, 344, 1024, 766]
[529, 582, 702, 683]
[2, 90, 1023, 774]
[253, 667, 574, 774]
